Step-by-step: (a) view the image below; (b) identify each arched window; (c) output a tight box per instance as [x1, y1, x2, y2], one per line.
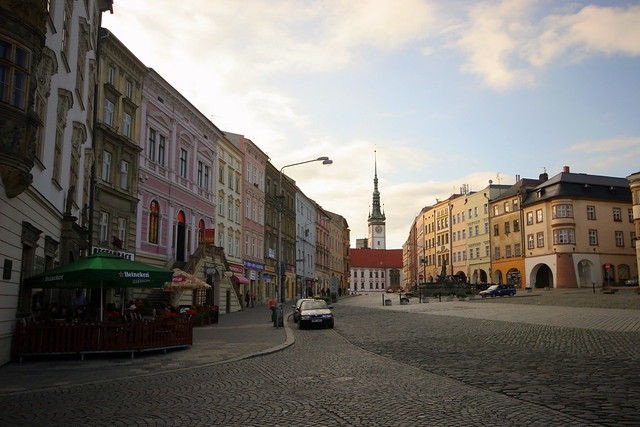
[177, 211, 186, 223]
[198, 219, 205, 243]
[149, 200, 159, 244]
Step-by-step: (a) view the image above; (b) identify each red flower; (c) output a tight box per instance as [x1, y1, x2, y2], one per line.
[161, 312, 179, 319]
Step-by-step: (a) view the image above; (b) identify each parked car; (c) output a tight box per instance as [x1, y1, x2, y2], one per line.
[298, 299, 334, 329]
[626, 276, 638, 286]
[291, 298, 314, 323]
[479, 284, 516, 298]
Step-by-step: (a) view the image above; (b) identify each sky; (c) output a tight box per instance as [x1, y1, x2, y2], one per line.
[103, 0, 640, 249]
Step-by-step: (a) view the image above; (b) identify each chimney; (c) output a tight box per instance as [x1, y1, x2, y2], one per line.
[563, 166, 570, 173]
[515, 174, 520, 182]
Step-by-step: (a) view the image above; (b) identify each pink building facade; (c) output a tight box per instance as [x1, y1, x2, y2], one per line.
[136, 70, 221, 268]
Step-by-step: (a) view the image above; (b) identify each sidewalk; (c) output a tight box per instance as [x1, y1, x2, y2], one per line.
[0, 303, 293, 395]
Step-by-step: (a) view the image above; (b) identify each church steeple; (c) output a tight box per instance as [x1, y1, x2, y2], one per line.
[369, 151, 386, 222]
[368, 151, 386, 249]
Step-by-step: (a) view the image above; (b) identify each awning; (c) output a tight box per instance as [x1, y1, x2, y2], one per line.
[233, 274, 250, 284]
[164, 268, 211, 291]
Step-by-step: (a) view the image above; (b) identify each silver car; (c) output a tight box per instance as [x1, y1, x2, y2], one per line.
[298, 299, 334, 329]
[292, 298, 314, 323]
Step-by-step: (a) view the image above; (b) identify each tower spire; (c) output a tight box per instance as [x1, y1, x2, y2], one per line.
[368, 150, 385, 222]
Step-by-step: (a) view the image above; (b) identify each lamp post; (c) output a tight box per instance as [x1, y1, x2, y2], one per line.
[406, 242, 427, 302]
[278, 157, 333, 304]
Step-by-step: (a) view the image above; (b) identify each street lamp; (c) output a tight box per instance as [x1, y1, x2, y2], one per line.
[298, 216, 330, 299]
[278, 157, 333, 304]
[406, 242, 427, 302]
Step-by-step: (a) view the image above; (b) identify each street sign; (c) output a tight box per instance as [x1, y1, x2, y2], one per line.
[418, 274, 424, 281]
[605, 263, 611, 270]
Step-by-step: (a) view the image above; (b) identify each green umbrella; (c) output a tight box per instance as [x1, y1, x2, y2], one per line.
[25, 252, 173, 320]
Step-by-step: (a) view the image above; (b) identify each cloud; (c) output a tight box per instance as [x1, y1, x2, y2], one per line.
[453, 1, 640, 90]
[455, 0, 537, 90]
[565, 137, 640, 154]
[528, 5, 640, 67]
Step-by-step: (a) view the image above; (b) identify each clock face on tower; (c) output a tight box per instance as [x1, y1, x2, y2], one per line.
[375, 225, 382, 233]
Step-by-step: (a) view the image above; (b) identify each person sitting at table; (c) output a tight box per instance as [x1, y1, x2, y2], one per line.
[58, 305, 72, 322]
[42, 303, 59, 321]
[74, 304, 90, 322]
[153, 303, 169, 318]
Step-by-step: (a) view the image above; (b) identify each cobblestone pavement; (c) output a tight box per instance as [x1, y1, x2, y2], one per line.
[336, 290, 640, 426]
[0, 290, 638, 426]
[1, 319, 592, 426]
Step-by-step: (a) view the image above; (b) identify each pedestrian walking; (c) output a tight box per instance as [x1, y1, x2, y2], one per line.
[250, 291, 255, 308]
[245, 291, 250, 308]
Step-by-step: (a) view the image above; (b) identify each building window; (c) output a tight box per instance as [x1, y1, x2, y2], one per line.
[537, 232, 544, 247]
[553, 228, 575, 244]
[125, 80, 133, 98]
[149, 200, 159, 244]
[61, 0, 73, 56]
[527, 211, 534, 225]
[527, 234, 534, 249]
[536, 209, 543, 223]
[587, 206, 596, 220]
[99, 212, 109, 244]
[613, 208, 622, 221]
[203, 165, 210, 190]
[615, 231, 624, 247]
[122, 112, 132, 137]
[197, 162, 204, 188]
[513, 199, 519, 211]
[629, 208, 634, 223]
[195, 219, 204, 243]
[504, 222, 511, 234]
[552, 204, 573, 218]
[589, 229, 598, 245]
[120, 160, 129, 190]
[513, 219, 520, 232]
[493, 205, 499, 216]
[179, 148, 188, 178]
[148, 128, 156, 161]
[504, 202, 510, 213]
[118, 217, 127, 244]
[102, 151, 111, 182]
[104, 99, 114, 126]
[218, 193, 225, 216]
[514, 243, 521, 256]
[0, 38, 30, 110]
[505, 245, 512, 257]
[493, 224, 499, 236]
[107, 66, 115, 84]
[632, 232, 636, 248]
[219, 163, 225, 184]
[228, 197, 233, 219]
[158, 134, 165, 166]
